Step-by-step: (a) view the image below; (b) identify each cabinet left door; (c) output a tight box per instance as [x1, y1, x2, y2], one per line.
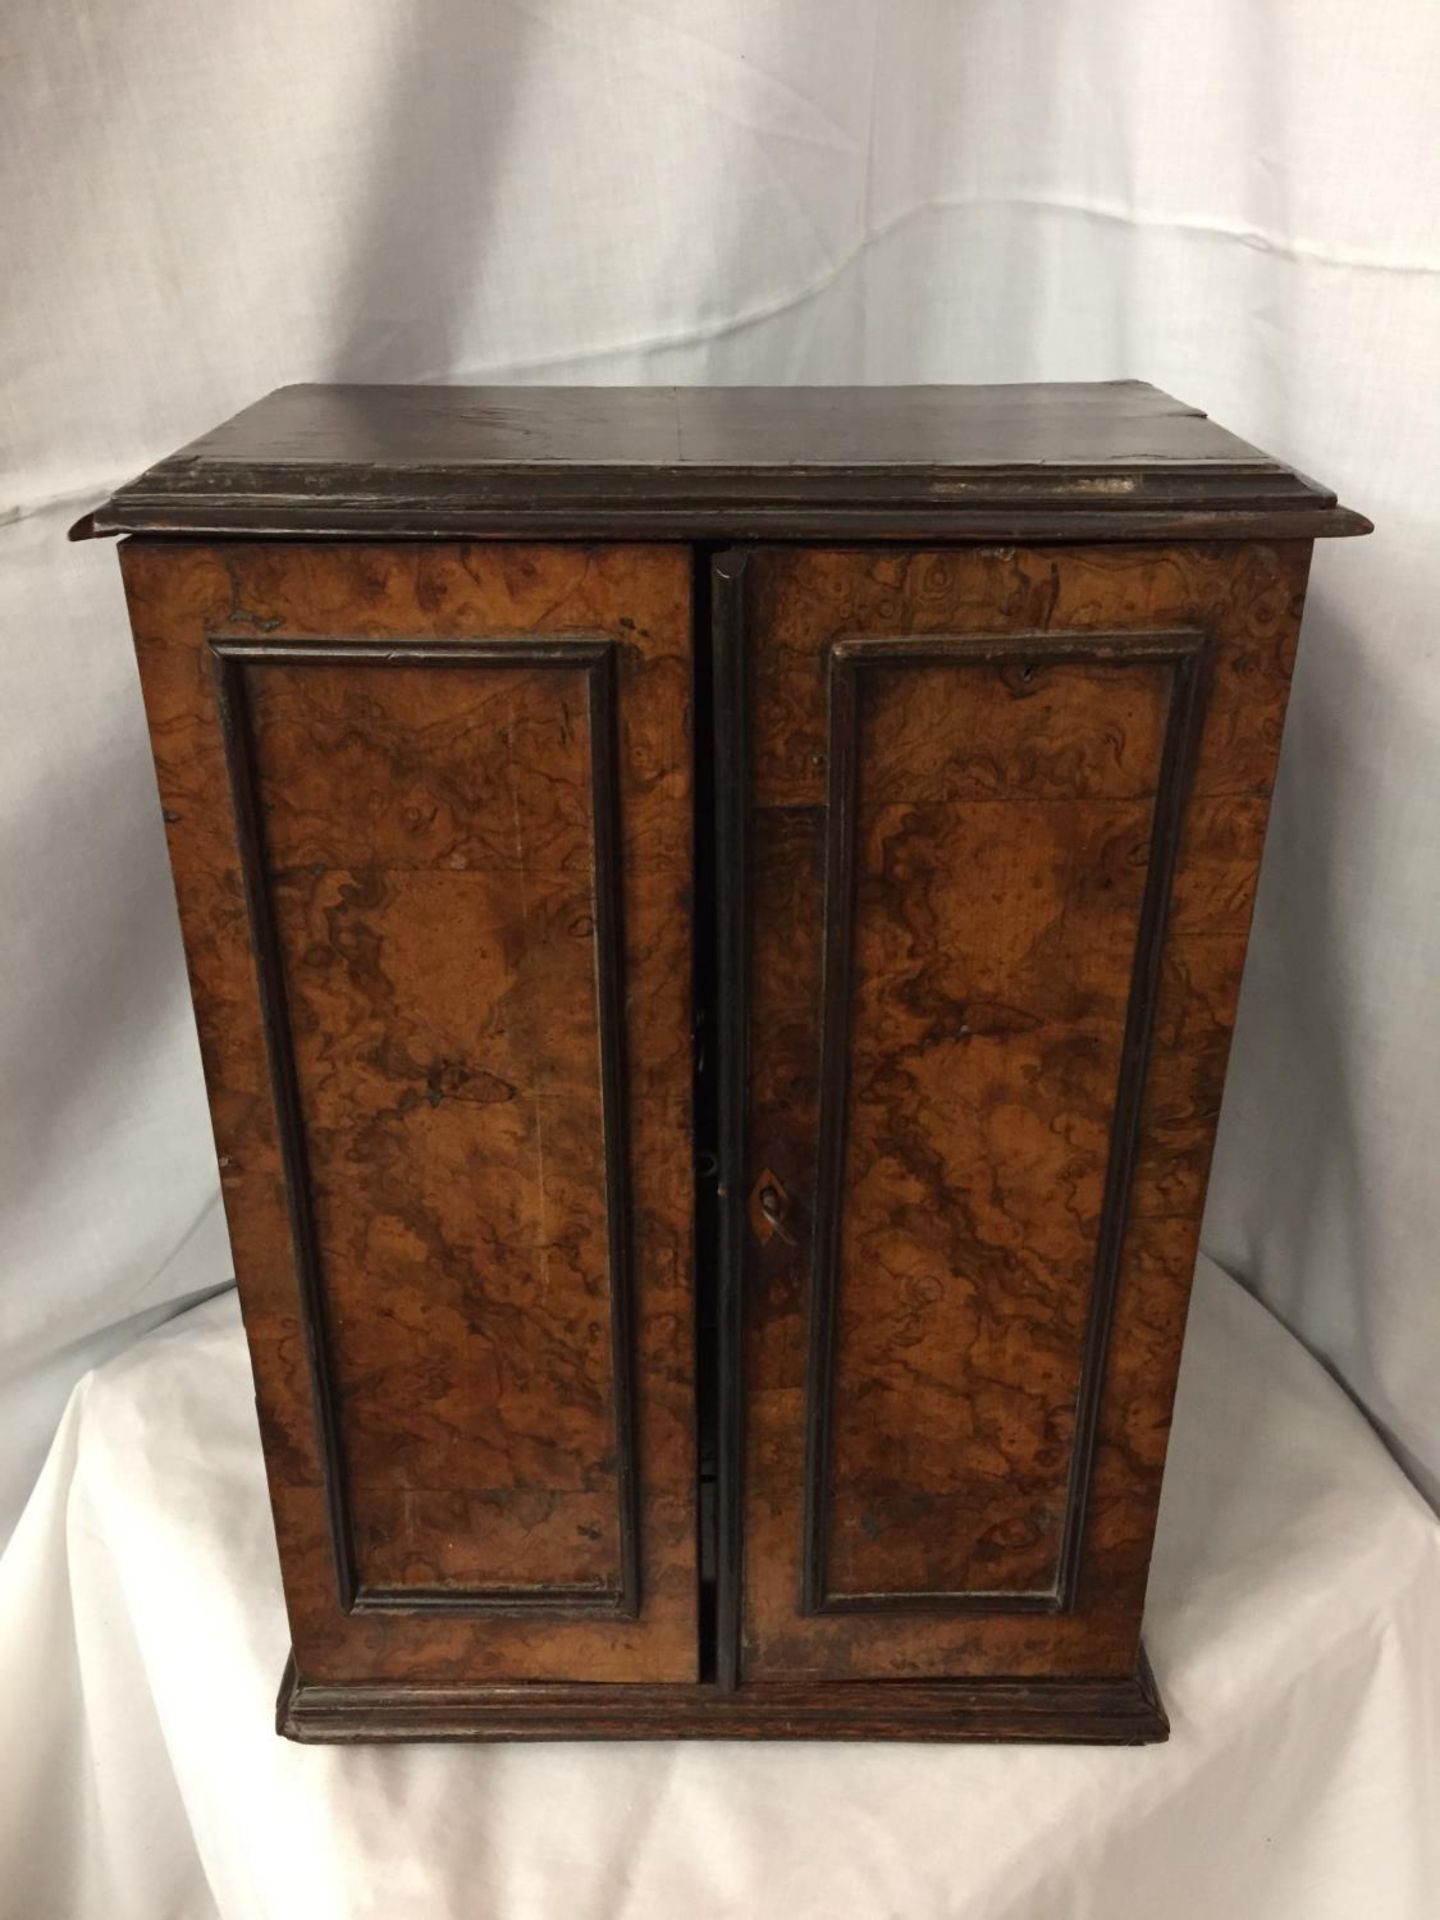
[123, 541, 698, 1687]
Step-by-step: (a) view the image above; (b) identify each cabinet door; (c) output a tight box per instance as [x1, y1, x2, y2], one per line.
[724, 543, 1308, 1684]
[125, 541, 696, 1686]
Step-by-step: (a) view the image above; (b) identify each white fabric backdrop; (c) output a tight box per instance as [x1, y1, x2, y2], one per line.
[3, 2, 1438, 1909]
[2, 1260, 1437, 1920]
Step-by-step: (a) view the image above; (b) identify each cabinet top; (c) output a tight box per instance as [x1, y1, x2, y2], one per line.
[77, 380, 1368, 543]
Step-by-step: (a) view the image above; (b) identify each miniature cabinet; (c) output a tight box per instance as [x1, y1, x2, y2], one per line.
[83, 382, 1366, 1741]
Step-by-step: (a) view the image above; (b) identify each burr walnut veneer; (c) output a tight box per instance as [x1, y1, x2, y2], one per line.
[82, 383, 1367, 1742]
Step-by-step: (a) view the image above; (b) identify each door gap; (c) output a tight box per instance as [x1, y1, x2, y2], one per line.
[690, 541, 722, 1684]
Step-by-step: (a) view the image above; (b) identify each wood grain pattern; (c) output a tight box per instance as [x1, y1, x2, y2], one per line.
[807, 640, 1199, 1612]
[221, 641, 637, 1612]
[737, 541, 1311, 1683]
[122, 540, 696, 1684]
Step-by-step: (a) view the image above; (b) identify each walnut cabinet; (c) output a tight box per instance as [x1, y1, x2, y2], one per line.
[82, 383, 1367, 1741]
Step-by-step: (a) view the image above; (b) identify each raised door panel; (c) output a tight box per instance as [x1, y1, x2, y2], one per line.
[124, 541, 696, 1685]
[729, 543, 1309, 1684]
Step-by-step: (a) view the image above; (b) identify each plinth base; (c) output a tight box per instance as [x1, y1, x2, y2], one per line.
[277, 1648, 1168, 1745]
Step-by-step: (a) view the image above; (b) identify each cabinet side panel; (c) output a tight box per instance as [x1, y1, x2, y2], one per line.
[122, 540, 696, 1685]
[740, 543, 1310, 1682]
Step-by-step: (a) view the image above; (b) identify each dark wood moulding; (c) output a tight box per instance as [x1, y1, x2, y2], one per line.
[74, 381, 1368, 543]
[278, 1653, 1169, 1745]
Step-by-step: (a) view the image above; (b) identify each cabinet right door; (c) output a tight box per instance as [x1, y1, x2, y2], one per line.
[728, 541, 1310, 1684]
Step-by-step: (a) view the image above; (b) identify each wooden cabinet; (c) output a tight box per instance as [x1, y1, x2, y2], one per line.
[85, 383, 1366, 1742]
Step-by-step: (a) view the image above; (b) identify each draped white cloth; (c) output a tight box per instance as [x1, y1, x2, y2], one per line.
[5, 3, 1439, 1911]
[0, 1262, 1435, 1919]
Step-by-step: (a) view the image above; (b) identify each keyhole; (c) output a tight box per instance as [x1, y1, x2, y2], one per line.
[750, 1171, 800, 1247]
